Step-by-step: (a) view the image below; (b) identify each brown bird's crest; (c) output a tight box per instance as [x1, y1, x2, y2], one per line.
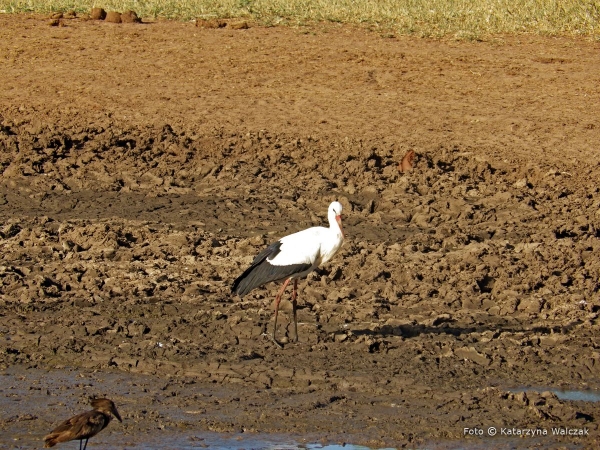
[44, 398, 122, 450]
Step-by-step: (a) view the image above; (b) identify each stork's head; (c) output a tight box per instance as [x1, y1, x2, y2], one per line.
[329, 201, 344, 238]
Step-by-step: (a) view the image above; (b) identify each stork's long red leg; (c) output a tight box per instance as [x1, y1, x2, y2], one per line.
[291, 279, 298, 342]
[272, 278, 291, 347]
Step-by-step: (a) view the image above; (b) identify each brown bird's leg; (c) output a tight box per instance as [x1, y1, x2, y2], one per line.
[272, 278, 291, 348]
[82, 438, 88, 450]
[291, 279, 298, 342]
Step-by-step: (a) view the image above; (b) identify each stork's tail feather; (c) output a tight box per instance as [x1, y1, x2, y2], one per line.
[232, 265, 264, 297]
[232, 260, 313, 297]
[231, 274, 248, 296]
[232, 242, 283, 296]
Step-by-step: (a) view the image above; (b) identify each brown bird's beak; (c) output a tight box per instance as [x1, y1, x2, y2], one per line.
[336, 214, 344, 239]
[112, 405, 123, 422]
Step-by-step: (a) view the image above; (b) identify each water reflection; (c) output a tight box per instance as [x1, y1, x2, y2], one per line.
[509, 387, 600, 402]
[106, 433, 396, 450]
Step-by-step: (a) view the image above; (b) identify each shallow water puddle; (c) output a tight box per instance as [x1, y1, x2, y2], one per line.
[8, 428, 395, 450]
[509, 387, 600, 403]
[117, 436, 395, 450]
[549, 390, 600, 403]
[0, 367, 395, 450]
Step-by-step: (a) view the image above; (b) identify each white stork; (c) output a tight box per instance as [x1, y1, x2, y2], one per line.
[232, 201, 345, 347]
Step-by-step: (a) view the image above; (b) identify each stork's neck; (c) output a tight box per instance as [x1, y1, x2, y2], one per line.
[328, 210, 344, 239]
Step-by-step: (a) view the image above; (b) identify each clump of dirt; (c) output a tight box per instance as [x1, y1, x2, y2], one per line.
[0, 14, 599, 448]
[105, 11, 122, 24]
[195, 18, 250, 29]
[91, 8, 106, 20]
[195, 18, 228, 29]
[121, 10, 141, 24]
[87, 8, 140, 24]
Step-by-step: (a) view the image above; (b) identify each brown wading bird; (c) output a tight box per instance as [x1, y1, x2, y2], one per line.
[44, 398, 122, 449]
[232, 201, 344, 347]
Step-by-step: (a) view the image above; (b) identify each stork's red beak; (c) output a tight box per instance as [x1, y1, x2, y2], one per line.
[336, 214, 344, 239]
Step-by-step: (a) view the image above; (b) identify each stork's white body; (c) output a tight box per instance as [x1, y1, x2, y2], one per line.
[263, 221, 344, 278]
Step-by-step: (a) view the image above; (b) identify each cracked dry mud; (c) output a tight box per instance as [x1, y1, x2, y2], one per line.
[1, 13, 600, 449]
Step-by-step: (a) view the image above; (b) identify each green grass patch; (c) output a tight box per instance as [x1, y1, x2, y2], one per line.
[1, 0, 599, 38]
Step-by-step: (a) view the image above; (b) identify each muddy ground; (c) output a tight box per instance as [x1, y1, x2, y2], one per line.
[1, 12, 600, 449]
